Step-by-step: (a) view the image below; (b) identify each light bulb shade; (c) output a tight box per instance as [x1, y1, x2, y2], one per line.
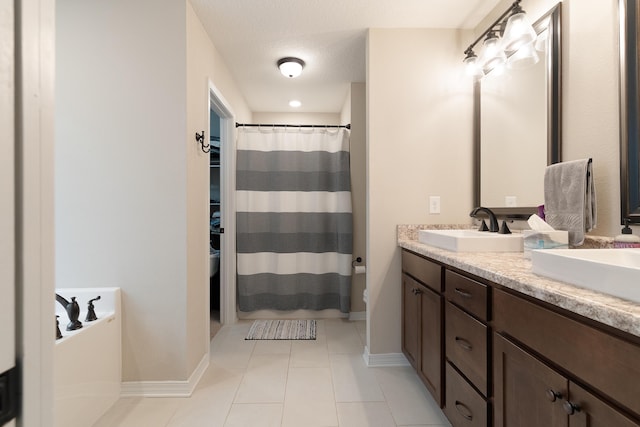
[507, 42, 540, 69]
[463, 52, 484, 78]
[480, 35, 506, 74]
[277, 57, 305, 78]
[502, 11, 537, 52]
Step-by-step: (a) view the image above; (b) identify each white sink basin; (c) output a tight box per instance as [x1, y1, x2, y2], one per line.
[418, 229, 523, 252]
[531, 248, 640, 303]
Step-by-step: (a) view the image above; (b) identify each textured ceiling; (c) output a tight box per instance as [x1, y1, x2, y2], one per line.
[190, 0, 501, 114]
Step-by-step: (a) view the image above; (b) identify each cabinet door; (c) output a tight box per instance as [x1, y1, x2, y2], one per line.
[419, 283, 442, 406]
[402, 273, 420, 369]
[567, 383, 639, 427]
[494, 333, 567, 427]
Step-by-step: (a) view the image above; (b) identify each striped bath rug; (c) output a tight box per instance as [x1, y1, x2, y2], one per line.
[245, 319, 317, 340]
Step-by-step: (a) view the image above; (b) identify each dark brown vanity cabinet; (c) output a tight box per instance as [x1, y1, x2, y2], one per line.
[400, 249, 640, 427]
[401, 250, 443, 406]
[494, 328, 638, 427]
[493, 288, 640, 427]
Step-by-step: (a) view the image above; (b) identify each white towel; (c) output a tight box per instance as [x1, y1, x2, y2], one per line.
[544, 159, 596, 246]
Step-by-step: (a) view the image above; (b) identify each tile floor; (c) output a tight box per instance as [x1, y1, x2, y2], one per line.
[94, 319, 451, 427]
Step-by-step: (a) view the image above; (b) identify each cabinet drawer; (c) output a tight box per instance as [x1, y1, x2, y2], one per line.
[445, 302, 488, 396]
[494, 288, 640, 418]
[445, 270, 487, 321]
[402, 250, 442, 292]
[444, 362, 487, 427]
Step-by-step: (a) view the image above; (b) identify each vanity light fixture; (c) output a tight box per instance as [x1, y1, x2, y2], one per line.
[463, 0, 538, 79]
[277, 57, 305, 78]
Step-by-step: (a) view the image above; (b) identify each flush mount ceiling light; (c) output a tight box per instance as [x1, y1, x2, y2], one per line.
[462, 0, 538, 79]
[277, 57, 305, 78]
[289, 100, 302, 108]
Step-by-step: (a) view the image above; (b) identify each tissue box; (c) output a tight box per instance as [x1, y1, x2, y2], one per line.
[523, 230, 569, 258]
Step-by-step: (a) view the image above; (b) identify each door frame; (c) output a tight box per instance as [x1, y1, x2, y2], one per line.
[208, 81, 237, 325]
[15, 0, 56, 424]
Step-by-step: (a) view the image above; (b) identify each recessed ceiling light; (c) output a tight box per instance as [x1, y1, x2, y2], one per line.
[278, 57, 305, 78]
[289, 100, 302, 108]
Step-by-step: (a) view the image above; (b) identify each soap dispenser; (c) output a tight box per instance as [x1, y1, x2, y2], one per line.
[613, 219, 640, 248]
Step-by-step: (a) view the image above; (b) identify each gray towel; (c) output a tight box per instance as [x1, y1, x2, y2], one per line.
[544, 159, 596, 246]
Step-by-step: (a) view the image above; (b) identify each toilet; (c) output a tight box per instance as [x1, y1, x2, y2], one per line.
[209, 249, 220, 277]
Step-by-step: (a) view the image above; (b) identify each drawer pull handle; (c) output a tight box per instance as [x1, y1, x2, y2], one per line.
[454, 400, 473, 421]
[454, 288, 473, 298]
[411, 288, 422, 295]
[545, 389, 563, 402]
[455, 337, 473, 351]
[563, 400, 580, 415]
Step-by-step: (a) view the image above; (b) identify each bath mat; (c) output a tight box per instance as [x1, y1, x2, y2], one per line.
[245, 319, 316, 340]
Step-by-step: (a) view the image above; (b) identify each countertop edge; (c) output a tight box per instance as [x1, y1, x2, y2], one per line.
[398, 238, 640, 338]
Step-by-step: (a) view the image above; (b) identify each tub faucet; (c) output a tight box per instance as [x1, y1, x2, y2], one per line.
[470, 207, 499, 233]
[55, 294, 83, 331]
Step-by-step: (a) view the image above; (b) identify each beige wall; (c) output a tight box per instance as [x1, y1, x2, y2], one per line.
[56, 0, 251, 383]
[56, 0, 189, 382]
[341, 83, 367, 313]
[185, 1, 251, 375]
[367, 28, 474, 354]
[252, 112, 340, 125]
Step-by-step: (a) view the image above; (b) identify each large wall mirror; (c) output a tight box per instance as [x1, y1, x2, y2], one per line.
[620, 0, 640, 223]
[473, 3, 562, 218]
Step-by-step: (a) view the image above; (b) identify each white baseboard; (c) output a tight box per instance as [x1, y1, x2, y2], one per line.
[362, 346, 410, 367]
[120, 352, 209, 397]
[348, 311, 366, 321]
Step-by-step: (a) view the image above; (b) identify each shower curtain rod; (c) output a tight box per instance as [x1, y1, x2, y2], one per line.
[236, 122, 350, 130]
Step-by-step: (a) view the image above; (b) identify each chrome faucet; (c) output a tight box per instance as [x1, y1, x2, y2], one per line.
[55, 293, 83, 331]
[470, 207, 499, 233]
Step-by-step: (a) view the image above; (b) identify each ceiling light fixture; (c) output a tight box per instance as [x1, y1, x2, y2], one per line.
[462, 0, 538, 79]
[289, 100, 302, 108]
[277, 57, 305, 78]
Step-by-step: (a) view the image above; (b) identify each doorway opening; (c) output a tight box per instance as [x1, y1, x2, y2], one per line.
[209, 109, 222, 337]
[208, 83, 238, 334]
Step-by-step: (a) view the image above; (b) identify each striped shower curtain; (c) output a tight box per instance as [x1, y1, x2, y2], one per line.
[236, 127, 352, 313]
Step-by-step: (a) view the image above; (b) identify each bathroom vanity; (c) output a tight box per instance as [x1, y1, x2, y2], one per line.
[398, 227, 640, 427]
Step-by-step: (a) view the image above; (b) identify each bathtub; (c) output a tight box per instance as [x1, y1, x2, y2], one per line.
[54, 287, 121, 427]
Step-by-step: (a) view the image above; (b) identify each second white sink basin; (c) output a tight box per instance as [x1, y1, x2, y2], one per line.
[531, 248, 640, 303]
[418, 229, 523, 252]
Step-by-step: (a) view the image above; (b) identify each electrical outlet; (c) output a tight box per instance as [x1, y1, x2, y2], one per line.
[429, 196, 441, 214]
[505, 196, 517, 207]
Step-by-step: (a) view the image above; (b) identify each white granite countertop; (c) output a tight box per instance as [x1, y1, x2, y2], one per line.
[398, 225, 640, 338]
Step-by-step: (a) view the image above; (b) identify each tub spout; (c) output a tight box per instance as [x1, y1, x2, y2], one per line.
[56, 293, 83, 331]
